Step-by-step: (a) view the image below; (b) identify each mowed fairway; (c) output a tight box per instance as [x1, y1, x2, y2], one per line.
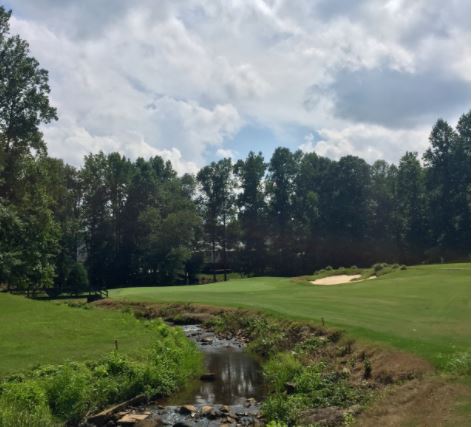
[0, 293, 157, 375]
[111, 263, 470, 367]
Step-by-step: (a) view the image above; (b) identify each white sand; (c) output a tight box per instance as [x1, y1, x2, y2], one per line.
[311, 274, 362, 285]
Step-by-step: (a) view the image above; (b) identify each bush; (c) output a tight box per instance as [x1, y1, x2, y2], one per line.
[0, 381, 57, 427]
[443, 352, 471, 376]
[67, 262, 89, 291]
[0, 320, 201, 425]
[264, 353, 303, 392]
[262, 393, 307, 425]
[372, 262, 387, 273]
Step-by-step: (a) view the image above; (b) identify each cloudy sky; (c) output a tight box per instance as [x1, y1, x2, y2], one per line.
[6, 0, 470, 173]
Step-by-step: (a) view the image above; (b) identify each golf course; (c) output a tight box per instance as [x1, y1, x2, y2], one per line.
[110, 263, 471, 369]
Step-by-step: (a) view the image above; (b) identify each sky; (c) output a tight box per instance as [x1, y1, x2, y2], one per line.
[5, 0, 471, 174]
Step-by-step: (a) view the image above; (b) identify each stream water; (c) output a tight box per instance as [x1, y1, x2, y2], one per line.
[143, 324, 266, 426]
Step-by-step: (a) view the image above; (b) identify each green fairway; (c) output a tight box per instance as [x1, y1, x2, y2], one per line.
[0, 293, 157, 375]
[111, 263, 471, 367]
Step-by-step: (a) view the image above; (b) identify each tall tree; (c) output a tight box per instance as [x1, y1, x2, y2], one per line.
[0, 7, 57, 201]
[266, 148, 301, 275]
[369, 160, 398, 262]
[234, 152, 267, 275]
[327, 155, 371, 266]
[0, 7, 59, 291]
[423, 116, 470, 259]
[395, 152, 428, 263]
[197, 158, 235, 281]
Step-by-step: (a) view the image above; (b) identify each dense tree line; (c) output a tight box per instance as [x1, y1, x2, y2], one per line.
[0, 7, 469, 291]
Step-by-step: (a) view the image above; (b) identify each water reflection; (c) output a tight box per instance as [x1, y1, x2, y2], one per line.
[197, 352, 263, 404]
[161, 326, 265, 406]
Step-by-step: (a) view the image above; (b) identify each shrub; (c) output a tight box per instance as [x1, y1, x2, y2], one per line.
[262, 394, 307, 424]
[373, 262, 387, 273]
[263, 353, 303, 392]
[444, 352, 471, 376]
[67, 262, 89, 291]
[0, 381, 56, 427]
[43, 363, 93, 424]
[0, 320, 201, 425]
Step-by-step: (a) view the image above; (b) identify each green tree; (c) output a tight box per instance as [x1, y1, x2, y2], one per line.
[423, 116, 470, 259]
[0, 7, 57, 201]
[369, 160, 398, 262]
[234, 152, 267, 275]
[197, 158, 235, 281]
[395, 152, 428, 263]
[0, 7, 59, 291]
[266, 148, 301, 275]
[67, 262, 89, 291]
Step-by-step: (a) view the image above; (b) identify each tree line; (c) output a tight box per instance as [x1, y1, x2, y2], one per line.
[0, 6, 470, 291]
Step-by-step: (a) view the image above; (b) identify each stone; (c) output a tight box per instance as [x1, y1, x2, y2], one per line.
[200, 372, 216, 381]
[135, 419, 161, 427]
[87, 394, 147, 426]
[244, 398, 256, 407]
[179, 405, 197, 415]
[117, 413, 150, 425]
[220, 405, 230, 413]
[284, 382, 297, 394]
[201, 405, 217, 418]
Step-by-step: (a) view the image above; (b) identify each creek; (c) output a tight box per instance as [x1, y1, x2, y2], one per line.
[135, 324, 266, 426]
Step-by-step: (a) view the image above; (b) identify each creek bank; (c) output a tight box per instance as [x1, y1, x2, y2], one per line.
[94, 301, 432, 426]
[86, 323, 265, 426]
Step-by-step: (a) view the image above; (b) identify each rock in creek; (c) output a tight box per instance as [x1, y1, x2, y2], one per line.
[200, 372, 216, 381]
[179, 405, 197, 415]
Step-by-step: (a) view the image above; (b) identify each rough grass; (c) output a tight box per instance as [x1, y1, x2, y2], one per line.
[110, 263, 471, 370]
[0, 320, 201, 426]
[0, 293, 159, 375]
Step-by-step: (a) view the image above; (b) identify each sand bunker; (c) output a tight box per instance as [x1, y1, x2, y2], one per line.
[311, 274, 362, 285]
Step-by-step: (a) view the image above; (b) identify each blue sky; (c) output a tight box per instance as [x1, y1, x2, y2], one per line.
[5, 0, 470, 173]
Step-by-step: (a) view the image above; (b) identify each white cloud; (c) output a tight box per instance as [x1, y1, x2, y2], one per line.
[7, 0, 470, 172]
[299, 125, 430, 163]
[216, 148, 236, 159]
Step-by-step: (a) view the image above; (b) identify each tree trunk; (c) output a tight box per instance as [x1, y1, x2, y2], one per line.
[212, 233, 216, 283]
[223, 211, 227, 281]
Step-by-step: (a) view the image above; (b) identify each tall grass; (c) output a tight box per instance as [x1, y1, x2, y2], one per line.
[0, 320, 201, 426]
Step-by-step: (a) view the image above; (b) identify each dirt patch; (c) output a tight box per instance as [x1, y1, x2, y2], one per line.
[311, 274, 362, 285]
[346, 346, 432, 385]
[94, 299, 231, 324]
[355, 378, 470, 427]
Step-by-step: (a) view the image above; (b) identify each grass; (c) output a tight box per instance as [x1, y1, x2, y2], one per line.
[110, 263, 470, 368]
[0, 293, 159, 375]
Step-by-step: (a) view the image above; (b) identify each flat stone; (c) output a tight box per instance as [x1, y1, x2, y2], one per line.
[118, 413, 149, 424]
[135, 420, 161, 427]
[88, 394, 147, 426]
[179, 405, 197, 415]
[220, 405, 231, 413]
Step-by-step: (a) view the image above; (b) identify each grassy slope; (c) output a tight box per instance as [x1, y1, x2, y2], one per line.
[0, 293, 157, 375]
[111, 263, 470, 367]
